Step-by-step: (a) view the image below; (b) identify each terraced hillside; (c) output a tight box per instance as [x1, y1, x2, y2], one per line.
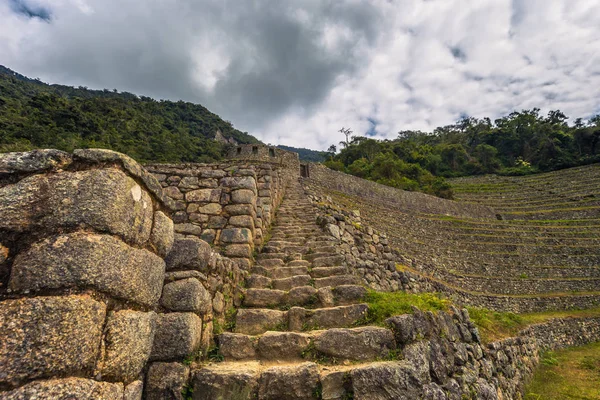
[305, 163, 600, 312]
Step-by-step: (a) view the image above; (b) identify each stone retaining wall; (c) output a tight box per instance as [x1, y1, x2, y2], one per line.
[146, 160, 292, 270]
[305, 183, 600, 313]
[306, 162, 496, 219]
[0, 149, 247, 399]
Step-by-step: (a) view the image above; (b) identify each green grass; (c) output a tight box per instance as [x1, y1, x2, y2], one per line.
[524, 342, 600, 400]
[363, 290, 450, 325]
[467, 306, 600, 344]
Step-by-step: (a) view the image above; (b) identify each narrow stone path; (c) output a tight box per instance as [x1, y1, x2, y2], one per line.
[191, 180, 399, 399]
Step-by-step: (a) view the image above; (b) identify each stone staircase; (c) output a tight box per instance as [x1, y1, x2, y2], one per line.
[190, 180, 400, 399]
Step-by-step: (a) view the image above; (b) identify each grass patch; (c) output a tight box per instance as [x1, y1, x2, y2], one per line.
[466, 307, 526, 343]
[524, 341, 600, 400]
[363, 290, 450, 325]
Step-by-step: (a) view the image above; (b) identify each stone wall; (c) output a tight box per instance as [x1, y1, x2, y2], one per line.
[305, 184, 600, 313]
[307, 162, 496, 219]
[0, 149, 247, 399]
[146, 160, 290, 270]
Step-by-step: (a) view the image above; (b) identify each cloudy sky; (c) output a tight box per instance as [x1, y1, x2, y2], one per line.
[1, 0, 600, 149]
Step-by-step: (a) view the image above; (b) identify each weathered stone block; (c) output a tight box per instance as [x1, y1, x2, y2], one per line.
[258, 332, 311, 360]
[163, 186, 184, 200]
[207, 215, 228, 229]
[0, 295, 106, 387]
[220, 176, 257, 192]
[146, 362, 189, 400]
[192, 364, 259, 400]
[314, 327, 396, 361]
[0, 149, 72, 174]
[179, 176, 199, 189]
[351, 361, 423, 399]
[9, 233, 165, 307]
[151, 211, 174, 257]
[174, 223, 203, 236]
[0, 378, 123, 399]
[218, 333, 257, 359]
[0, 169, 153, 245]
[98, 310, 157, 383]
[224, 204, 256, 216]
[258, 362, 319, 400]
[160, 278, 212, 314]
[231, 189, 256, 204]
[196, 203, 223, 215]
[186, 188, 222, 203]
[229, 215, 255, 228]
[220, 228, 252, 244]
[151, 313, 202, 361]
[124, 380, 144, 400]
[165, 237, 212, 272]
[224, 244, 252, 258]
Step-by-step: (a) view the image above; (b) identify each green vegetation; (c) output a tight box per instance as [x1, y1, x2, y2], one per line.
[0, 65, 259, 162]
[277, 144, 327, 162]
[363, 290, 450, 325]
[325, 110, 600, 198]
[466, 307, 525, 343]
[525, 342, 600, 400]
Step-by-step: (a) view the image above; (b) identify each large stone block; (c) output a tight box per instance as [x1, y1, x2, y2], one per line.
[0, 295, 106, 387]
[220, 228, 253, 244]
[98, 310, 157, 383]
[0, 378, 123, 400]
[258, 362, 319, 400]
[186, 188, 222, 203]
[192, 364, 259, 400]
[160, 278, 212, 314]
[165, 237, 212, 272]
[351, 361, 423, 400]
[314, 327, 396, 361]
[231, 189, 256, 204]
[220, 177, 257, 192]
[0, 149, 72, 174]
[151, 313, 202, 361]
[9, 233, 165, 307]
[0, 169, 154, 245]
[150, 211, 174, 258]
[146, 362, 190, 400]
[229, 215, 255, 229]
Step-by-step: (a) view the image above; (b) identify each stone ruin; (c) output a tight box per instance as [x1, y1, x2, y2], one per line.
[0, 146, 599, 399]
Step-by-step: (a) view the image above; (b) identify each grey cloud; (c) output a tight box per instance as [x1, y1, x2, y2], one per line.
[2, 0, 600, 150]
[9, 0, 51, 21]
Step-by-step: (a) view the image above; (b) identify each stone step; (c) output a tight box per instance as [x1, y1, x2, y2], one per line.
[251, 265, 309, 279]
[235, 303, 369, 335]
[257, 253, 287, 261]
[310, 266, 347, 278]
[304, 253, 342, 262]
[314, 275, 362, 289]
[192, 359, 422, 400]
[243, 285, 366, 309]
[272, 275, 313, 291]
[218, 326, 395, 362]
[311, 255, 346, 268]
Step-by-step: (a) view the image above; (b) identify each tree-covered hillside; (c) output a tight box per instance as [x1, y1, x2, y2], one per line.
[277, 145, 327, 162]
[0, 66, 260, 163]
[326, 109, 600, 199]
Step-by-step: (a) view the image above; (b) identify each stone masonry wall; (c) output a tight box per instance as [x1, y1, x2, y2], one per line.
[145, 161, 290, 271]
[0, 149, 248, 399]
[307, 162, 495, 219]
[304, 183, 600, 313]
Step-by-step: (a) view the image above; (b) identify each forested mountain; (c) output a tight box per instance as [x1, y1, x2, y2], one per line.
[277, 145, 327, 162]
[326, 109, 600, 199]
[0, 66, 260, 163]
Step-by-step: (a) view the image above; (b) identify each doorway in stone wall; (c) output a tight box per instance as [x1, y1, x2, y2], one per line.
[300, 164, 309, 178]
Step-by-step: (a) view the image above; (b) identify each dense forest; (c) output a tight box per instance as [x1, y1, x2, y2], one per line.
[325, 110, 600, 198]
[0, 65, 259, 163]
[277, 145, 327, 162]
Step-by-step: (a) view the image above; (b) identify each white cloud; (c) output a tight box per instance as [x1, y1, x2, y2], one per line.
[1, 0, 599, 150]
